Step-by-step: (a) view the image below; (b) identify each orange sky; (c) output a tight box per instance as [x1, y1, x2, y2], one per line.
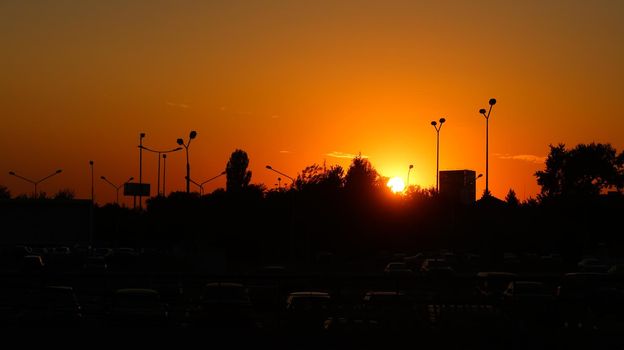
[2, 0, 623, 205]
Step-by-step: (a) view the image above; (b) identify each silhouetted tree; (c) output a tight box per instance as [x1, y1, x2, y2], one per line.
[481, 188, 492, 199]
[226, 149, 252, 193]
[295, 163, 344, 191]
[0, 185, 10, 199]
[53, 188, 75, 200]
[535, 143, 624, 199]
[344, 154, 379, 193]
[505, 189, 519, 207]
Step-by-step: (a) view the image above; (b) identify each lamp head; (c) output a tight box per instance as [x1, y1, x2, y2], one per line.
[89, 161, 93, 165]
[56, 169, 62, 173]
[189, 130, 197, 139]
[266, 165, 272, 170]
[128, 177, 134, 181]
[162, 154, 167, 159]
[439, 117, 446, 124]
[100, 176, 106, 180]
[8, 171, 15, 175]
[477, 173, 483, 179]
[431, 121, 437, 126]
[140, 132, 146, 138]
[176, 138, 184, 146]
[409, 164, 414, 169]
[479, 108, 487, 115]
[489, 98, 497, 106]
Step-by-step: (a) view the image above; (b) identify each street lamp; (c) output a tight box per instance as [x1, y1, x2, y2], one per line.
[177, 130, 197, 194]
[479, 98, 497, 196]
[100, 176, 134, 205]
[185, 176, 201, 194]
[186, 171, 226, 196]
[138, 145, 183, 196]
[162, 154, 168, 196]
[431, 117, 446, 192]
[8, 169, 62, 198]
[138, 132, 146, 208]
[278, 177, 282, 190]
[265, 165, 295, 189]
[89, 160, 94, 203]
[407, 164, 414, 189]
[265, 164, 297, 265]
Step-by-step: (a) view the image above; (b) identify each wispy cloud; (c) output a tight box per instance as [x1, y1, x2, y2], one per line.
[166, 102, 190, 109]
[495, 153, 546, 164]
[279, 150, 293, 154]
[326, 151, 368, 159]
[271, 115, 280, 119]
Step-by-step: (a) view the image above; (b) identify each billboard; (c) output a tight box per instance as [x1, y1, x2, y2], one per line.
[123, 183, 150, 197]
[439, 170, 477, 205]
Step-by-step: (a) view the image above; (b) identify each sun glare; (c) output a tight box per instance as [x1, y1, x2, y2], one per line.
[387, 177, 405, 193]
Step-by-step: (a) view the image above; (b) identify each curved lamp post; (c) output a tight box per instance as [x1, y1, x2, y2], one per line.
[479, 98, 497, 196]
[177, 130, 197, 194]
[138, 145, 183, 196]
[431, 117, 446, 192]
[8, 169, 62, 198]
[265, 165, 295, 189]
[101, 176, 134, 205]
[265, 164, 297, 264]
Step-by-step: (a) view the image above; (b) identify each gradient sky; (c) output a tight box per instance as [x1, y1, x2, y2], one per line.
[2, 0, 623, 205]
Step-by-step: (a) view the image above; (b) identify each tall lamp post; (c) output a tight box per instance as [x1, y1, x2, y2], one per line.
[138, 132, 146, 208]
[89, 161, 94, 203]
[8, 169, 62, 198]
[101, 176, 134, 205]
[407, 164, 414, 189]
[479, 98, 497, 196]
[162, 154, 168, 196]
[431, 117, 446, 192]
[266, 164, 297, 264]
[138, 145, 183, 196]
[177, 130, 197, 194]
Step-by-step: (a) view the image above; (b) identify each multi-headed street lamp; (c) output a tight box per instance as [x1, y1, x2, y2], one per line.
[186, 171, 226, 196]
[431, 117, 446, 192]
[101, 176, 134, 205]
[177, 131, 197, 194]
[479, 98, 497, 195]
[8, 169, 62, 198]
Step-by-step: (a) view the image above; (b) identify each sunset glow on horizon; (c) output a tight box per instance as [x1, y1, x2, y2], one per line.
[2, 1, 623, 205]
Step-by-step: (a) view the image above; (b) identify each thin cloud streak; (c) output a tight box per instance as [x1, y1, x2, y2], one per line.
[495, 153, 546, 164]
[326, 151, 368, 159]
[166, 102, 190, 109]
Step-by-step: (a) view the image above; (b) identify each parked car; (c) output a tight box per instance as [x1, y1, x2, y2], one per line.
[476, 272, 518, 300]
[285, 291, 332, 331]
[16, 286, 83, 327]
[109, 288, 168, 327]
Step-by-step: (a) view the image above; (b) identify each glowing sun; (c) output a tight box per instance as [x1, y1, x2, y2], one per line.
[387, 177, 405, 193]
